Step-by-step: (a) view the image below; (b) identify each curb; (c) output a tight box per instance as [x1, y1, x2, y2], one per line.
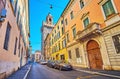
[75, 69, 120, 79]
[23, 65, 32, 79]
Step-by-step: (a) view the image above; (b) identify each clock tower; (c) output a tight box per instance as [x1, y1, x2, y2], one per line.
[46, 13, 53, 25]
[41, 13, 54, 56]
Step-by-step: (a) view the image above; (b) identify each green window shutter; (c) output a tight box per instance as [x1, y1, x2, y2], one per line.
[103, 0, 115, 17]
[83, 18, 89, 27]
[73, 28, 76, 38]
[108, 1, 115, 14]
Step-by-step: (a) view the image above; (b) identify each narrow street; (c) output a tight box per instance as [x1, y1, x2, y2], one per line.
[26, 63, 117, 79]
[1, 0, 120, 79]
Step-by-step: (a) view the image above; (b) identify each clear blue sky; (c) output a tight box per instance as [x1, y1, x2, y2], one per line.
[29, 0, 69, 53]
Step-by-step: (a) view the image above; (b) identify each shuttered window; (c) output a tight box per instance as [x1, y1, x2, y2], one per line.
[75, 48, 80, 58]
[4, 23, 11, 50]
[80, 0, 84, 9]
[68, 50, 72, 59]
[72, 27, 76, 38]
[112, 34, 120, 54]
[83, 17, 89, 28]
[14, 37, 18, 55]
[102, 0, 115, 17]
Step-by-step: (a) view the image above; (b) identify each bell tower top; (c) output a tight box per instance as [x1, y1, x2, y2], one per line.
[46, 13, 53, 25]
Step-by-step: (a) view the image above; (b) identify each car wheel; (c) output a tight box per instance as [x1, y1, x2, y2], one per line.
[59, 66, 62, 71]
[54, 66, 56, 69]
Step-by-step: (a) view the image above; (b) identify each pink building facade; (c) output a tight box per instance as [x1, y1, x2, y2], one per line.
[0, 0, 30, 78]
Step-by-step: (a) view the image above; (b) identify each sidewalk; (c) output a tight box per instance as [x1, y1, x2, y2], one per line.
[6, 64, 32, 79]
[74, 67, 120, 79]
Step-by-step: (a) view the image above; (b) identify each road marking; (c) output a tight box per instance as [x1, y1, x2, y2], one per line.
[79, 75, 98, 78]
[75, 69, 120, 79]
[23, 65, 32, 79]
[76, 78, 80, 79]
[96, 72, 120, 79]
[75, 69, 97, 74]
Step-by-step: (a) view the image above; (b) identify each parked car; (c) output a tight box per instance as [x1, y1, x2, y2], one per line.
[40, 60, 47, 65]
[47, 60, 55, 68]
[54, 60, 73, 71]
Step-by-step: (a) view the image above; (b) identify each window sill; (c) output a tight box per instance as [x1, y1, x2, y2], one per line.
[104, 13, 119, 22]
[104, 13, 120, 26]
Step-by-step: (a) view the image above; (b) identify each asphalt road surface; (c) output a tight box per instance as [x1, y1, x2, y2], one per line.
[26, 63, 118, 79]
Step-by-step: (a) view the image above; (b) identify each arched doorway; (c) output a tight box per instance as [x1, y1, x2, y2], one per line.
[87, 40, 103, 69]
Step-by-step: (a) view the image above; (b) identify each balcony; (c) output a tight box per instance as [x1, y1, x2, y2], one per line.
[76, 22, 102, 42]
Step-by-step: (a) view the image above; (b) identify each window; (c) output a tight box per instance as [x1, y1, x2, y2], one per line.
[65, 18, 68, 25]
[56, 54, 59, 60]
[58, 42, 60, 50]
[60, 55, 65, 60]
[18, 35, 20, 49]
[83, 17, 89, 27]
[49, 40, 51, 46]
[18, 47, 20, 57]
[57, 26, 59, 30]
[55, 45, 57, 52]
[52, 47, 54, 53]
[21, 47, 23, 58]
[10, 0, 17, 15]
[10, 0, 14, 6]
[72, 27, 76, 38]
[80, 0, 84, 9]
[102, 0, 115, 18]
[68, 50, 72, 59]
[52, 34, 54, 37]
[66, 33, 69, 42]
[70, 11, 74, 19]
[112, 34, 120, 54]
[62, 27, 64, 35]
[57, 31, 60, 39]
[55, 35, 57, 42]
[18, 36, 20, 57]
[54, 46, 55, 52]
[55, 30, 56, 34]
[62, 39, 66, 48]
[61, 20, 64, 24]
[17, 7, 20, 25]
[75, 48, 80, 58]
[14, 0, 18, 15]
[14, 37, 18, 55]
[10, 0, 13, 3]
[56, 45, 58, 52]
[4, 23, 11, 50]
[52, 39, 53, 45]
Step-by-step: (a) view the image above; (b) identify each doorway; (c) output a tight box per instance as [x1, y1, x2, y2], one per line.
[87, 40, 103, 69]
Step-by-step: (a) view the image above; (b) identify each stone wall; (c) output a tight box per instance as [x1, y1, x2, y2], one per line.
[103, 21, 120, 70]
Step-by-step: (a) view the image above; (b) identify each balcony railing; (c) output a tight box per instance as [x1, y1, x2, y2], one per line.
[76, 22, 102, 41]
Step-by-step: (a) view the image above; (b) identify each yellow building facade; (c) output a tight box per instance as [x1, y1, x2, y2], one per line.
[50, 17, 69, 61]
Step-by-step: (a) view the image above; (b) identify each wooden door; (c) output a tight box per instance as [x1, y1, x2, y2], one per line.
[87, 40, 103, 69]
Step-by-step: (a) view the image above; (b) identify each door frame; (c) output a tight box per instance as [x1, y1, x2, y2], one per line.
[86, 40, 103, 69]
